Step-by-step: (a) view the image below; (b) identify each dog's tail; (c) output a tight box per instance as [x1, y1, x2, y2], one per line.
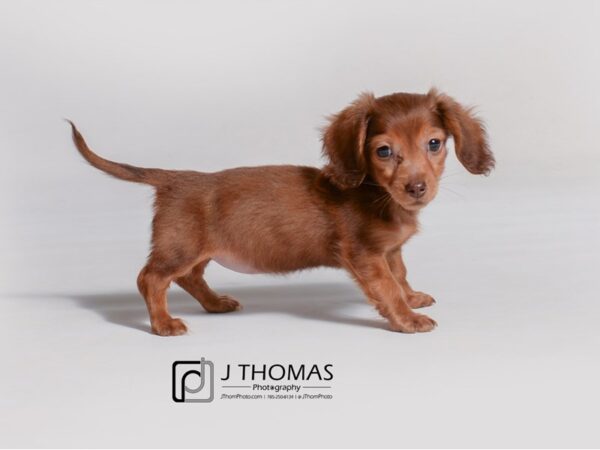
[67, 120, 167, 186]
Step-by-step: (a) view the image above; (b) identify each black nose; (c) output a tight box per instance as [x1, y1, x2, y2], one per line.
[405, 181, 427, 199]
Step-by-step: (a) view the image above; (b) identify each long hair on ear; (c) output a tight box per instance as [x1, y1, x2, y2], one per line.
[321, 92, 376, 189]
[429, 89, 494, 175]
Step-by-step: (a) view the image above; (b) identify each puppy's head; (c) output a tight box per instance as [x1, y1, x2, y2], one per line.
[322, 89, 494, 210]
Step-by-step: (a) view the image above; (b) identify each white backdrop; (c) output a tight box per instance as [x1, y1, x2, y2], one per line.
[1, 0, 599, 448]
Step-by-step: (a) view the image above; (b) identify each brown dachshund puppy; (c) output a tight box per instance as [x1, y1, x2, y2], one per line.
[69, 89, 493, 336]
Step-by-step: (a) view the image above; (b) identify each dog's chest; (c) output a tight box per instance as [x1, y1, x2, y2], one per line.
[379, 221, 418, 250]
[398, 222, 417, 244]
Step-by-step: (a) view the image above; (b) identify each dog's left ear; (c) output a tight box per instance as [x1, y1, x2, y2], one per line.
[322, 92, 376, 189]
[429, 89, 495, 175]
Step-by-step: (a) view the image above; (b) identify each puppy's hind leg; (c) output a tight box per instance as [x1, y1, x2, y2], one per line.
[176, 260, 242, 313]
[137, 254, 203, 336]
[137, 207, 208, 335]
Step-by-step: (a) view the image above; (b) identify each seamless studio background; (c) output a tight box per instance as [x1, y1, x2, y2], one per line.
[1, 0, 599, 448]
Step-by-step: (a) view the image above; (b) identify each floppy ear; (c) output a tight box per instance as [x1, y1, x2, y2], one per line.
[321, 92, 375, 189]
[430, 90, 494, 175]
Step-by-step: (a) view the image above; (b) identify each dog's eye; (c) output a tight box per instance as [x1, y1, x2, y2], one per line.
[376, 146, 392, 159]
[428, 139, 442, 152]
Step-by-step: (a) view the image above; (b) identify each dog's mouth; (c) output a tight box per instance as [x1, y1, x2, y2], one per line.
[404, 199, 428, 211]
[391, 194, 429, 211]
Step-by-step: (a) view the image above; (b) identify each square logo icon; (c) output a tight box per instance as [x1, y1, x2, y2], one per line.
[172, 359, 214, 403]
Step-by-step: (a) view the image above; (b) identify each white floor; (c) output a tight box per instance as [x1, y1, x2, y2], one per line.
[2, 168, 599, 448]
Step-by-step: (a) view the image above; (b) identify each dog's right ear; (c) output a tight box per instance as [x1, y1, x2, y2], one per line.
[321, 92, 376, 189]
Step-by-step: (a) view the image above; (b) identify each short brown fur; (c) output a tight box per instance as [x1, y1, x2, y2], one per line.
[68, 89, 493, 336]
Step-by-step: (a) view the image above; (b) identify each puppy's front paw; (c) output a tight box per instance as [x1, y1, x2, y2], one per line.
[407, 291, 436, 309]
[391, 313, 437, 333]
[152, 317, 188, 336]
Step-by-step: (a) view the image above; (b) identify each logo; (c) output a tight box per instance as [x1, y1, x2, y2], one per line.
[172, 358, 214, 403]
[172, 358, 334, 402]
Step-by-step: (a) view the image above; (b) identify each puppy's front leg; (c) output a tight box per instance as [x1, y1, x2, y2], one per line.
[346, 255, 437, 333]
[387, 249, 436, 309]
